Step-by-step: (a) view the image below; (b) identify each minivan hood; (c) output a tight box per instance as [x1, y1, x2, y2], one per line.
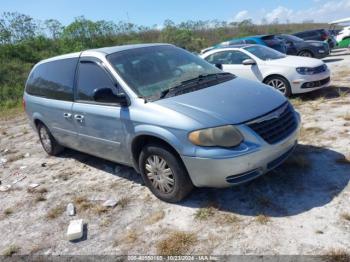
[265, 55, 324, 68]
[154, 77, 286, 127]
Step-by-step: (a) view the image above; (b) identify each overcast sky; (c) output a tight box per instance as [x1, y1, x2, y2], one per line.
[1, 0, 350, 25]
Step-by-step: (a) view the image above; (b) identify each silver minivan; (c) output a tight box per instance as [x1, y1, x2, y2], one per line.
[24, 44, 301, 202]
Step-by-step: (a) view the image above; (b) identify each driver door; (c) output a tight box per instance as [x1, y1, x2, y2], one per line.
[72, 57, 130, 164]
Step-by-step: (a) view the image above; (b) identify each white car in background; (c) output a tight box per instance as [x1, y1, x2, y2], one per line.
[336, 26, 350, 42]
[200, 44, 331, 96]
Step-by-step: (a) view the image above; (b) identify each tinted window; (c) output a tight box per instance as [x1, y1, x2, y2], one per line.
[26, 58, 78, 101]
[244, 45, 286, 60]
[245, 39, 257, 44]
[76, 61, 116, 102]
[205, 51, 251, 65]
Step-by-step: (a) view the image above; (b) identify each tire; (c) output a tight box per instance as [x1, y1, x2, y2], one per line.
[298, 50, 313, 57]
[264, 76, 292, 97]
[37, 123, 64, 156]
[139, 143, 194, 203]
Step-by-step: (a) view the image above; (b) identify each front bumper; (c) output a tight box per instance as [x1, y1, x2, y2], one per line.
[181, 113, 301, 188]
[290, 69, 331, 94]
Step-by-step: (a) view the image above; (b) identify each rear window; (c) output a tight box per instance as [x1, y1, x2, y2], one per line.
[26, 58, 78, 101]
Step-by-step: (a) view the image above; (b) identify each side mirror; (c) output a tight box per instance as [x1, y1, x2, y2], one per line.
[242, 59, 256, 65]
[93, 88, 128, 106]
[215, 63, 223, 70]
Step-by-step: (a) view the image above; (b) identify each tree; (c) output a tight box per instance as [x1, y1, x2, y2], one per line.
[44, 19, 63, 39]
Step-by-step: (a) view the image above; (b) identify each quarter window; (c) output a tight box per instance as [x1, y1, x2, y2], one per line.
[26, 58, 78, 101]
[205, 51, 251, 65]
[76, 61, 116, 102]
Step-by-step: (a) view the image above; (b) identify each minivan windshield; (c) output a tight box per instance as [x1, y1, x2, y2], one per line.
[244, 45, 286, 61]
[107, 45, 226, 100]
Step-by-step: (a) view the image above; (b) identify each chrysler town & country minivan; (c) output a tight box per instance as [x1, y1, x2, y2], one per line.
[24, 44, 301, 202]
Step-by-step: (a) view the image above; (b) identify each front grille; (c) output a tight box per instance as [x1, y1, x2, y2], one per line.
[301, 77, 330, 89]
[247, 103, 297, 144]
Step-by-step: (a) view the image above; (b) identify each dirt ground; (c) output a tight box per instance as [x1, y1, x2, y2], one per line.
[0, 49, 350, 257]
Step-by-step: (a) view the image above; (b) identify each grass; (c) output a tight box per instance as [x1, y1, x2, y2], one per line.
[255, 214, 270, 225]
[6, 154, 24, 163]
[35, 195, 47, 202]
[315, 230, 324, 234]
[300, 126, 324, 140]
[74, 196, 111, 215]
[157, 231, 197, 256]
[194, 207, 216, 220]
[123, 230, 138, 244]
[118, 197, 130, 208]
[220, 213, 241, 224]
[337, 88, 349, 98]
[340, 213, 350, 221]
[335, 154, 350, 165]
[290, 97, 303, 107]
[344, 113, 350, 121]
[46, 204, 65, 220]
[2, 245, 20, 256]
[146, 210, 165, 225]
[324, 249, 350, 262]
[4, 208, 13, 216]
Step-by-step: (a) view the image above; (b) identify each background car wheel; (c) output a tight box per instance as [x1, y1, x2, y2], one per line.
[264, 76, 292, 97]
[37, 123, 64, 156]
[298, 50, 313, 57]
[139, 143, 194, 203]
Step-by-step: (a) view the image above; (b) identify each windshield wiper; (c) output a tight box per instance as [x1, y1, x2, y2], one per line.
[159, 72, 233, 99]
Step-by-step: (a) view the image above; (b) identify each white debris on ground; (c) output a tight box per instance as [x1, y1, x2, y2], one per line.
[0, 50, 349, 256]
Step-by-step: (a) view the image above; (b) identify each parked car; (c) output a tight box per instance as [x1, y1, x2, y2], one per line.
[201, 35, 287, 54]
[335, 26, 350, 43]
[24, 44, 301, 202]
[293, 29, 335, 49]
[200, 44, 331, 97]
[276, 34, 330, 58]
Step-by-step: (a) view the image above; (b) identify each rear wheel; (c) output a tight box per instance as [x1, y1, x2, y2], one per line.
[265, 76, 292, 97]
[298, 50, 313, 57]
[37, 123, 64, 156]
[139, 143, 193, 203]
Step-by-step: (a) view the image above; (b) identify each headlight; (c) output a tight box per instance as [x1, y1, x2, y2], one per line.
[188, 125, 243, 147]
[296, 67, 314, 75]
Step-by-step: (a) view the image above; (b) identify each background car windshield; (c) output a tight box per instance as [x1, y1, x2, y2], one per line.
[244, 45, 286, 61]
[107, 45, 221, 99]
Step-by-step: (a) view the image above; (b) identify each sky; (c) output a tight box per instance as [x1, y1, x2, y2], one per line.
[1, 0, 350, 26]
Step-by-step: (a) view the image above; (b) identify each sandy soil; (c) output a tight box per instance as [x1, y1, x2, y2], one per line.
[0, 49, 350, 256]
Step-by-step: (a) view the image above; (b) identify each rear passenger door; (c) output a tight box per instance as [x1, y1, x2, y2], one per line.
[25, 58, 79, 149]
[72, 57, 129, 164]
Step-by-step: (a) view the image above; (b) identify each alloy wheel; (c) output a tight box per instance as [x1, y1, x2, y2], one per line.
[266, 78, 287, 94]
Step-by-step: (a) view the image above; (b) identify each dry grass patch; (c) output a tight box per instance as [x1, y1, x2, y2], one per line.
[46, 204, 65, 220]
[255, 214, 270, 225]
[123, 230, 138, 244]
[324, 249, 350, 262]
[4, 208, 13, 216]
[35, 194, 47, 202]
[2, 245, 20, 256]
[290, 97, 303, 107]
[340, 213, 350, 221]
[194, 207, 216, 220]
[157, 231, 197, 256]
[118, 197, 131, 208]
[146, 210, 165, 225]
[6, 154, 24, 163]
[343, 113, 350, 121]
[74, 196, 110, 215]
[219, 213, 241, 224]
[300, 126, 324, 140]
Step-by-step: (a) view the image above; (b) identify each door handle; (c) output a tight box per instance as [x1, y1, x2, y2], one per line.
[63, 113, 72, 119]
[74, 114, 84, 123]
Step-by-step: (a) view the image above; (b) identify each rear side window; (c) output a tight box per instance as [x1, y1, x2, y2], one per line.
[26, 58, 78, 101]
[76, 61, 115, 102]
[205, 51, 250, 65]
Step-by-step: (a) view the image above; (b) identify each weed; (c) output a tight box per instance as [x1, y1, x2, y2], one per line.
[146, 210, 165, 225]
[118, 197, 130, 208]
[46, 204, 65, 219]
[324, 249, 350, 262]
[4, 208, 13, 216]
[340, 213, 350, 221]
[194, 207, 215, 220]
[2, 245, 20, 256]
[157, 231, 197, 256]
[255, 214, 270, 225]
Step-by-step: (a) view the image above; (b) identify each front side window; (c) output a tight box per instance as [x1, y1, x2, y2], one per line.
[205, 51, 251, 65]
[76, 61, 116, 102]
[107, 45, 222, 100]
[244, 45, 286, 61]
[26, 58, 78, 101]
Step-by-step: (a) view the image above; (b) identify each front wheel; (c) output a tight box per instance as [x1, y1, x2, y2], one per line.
[298, 50, 313, 57]
[37, 123, 64, 156]
[139, 143, 194, 203]
[265, 76, 292, 97]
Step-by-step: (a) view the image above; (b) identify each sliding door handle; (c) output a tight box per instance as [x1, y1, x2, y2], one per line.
[74, 114, 84, 123]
